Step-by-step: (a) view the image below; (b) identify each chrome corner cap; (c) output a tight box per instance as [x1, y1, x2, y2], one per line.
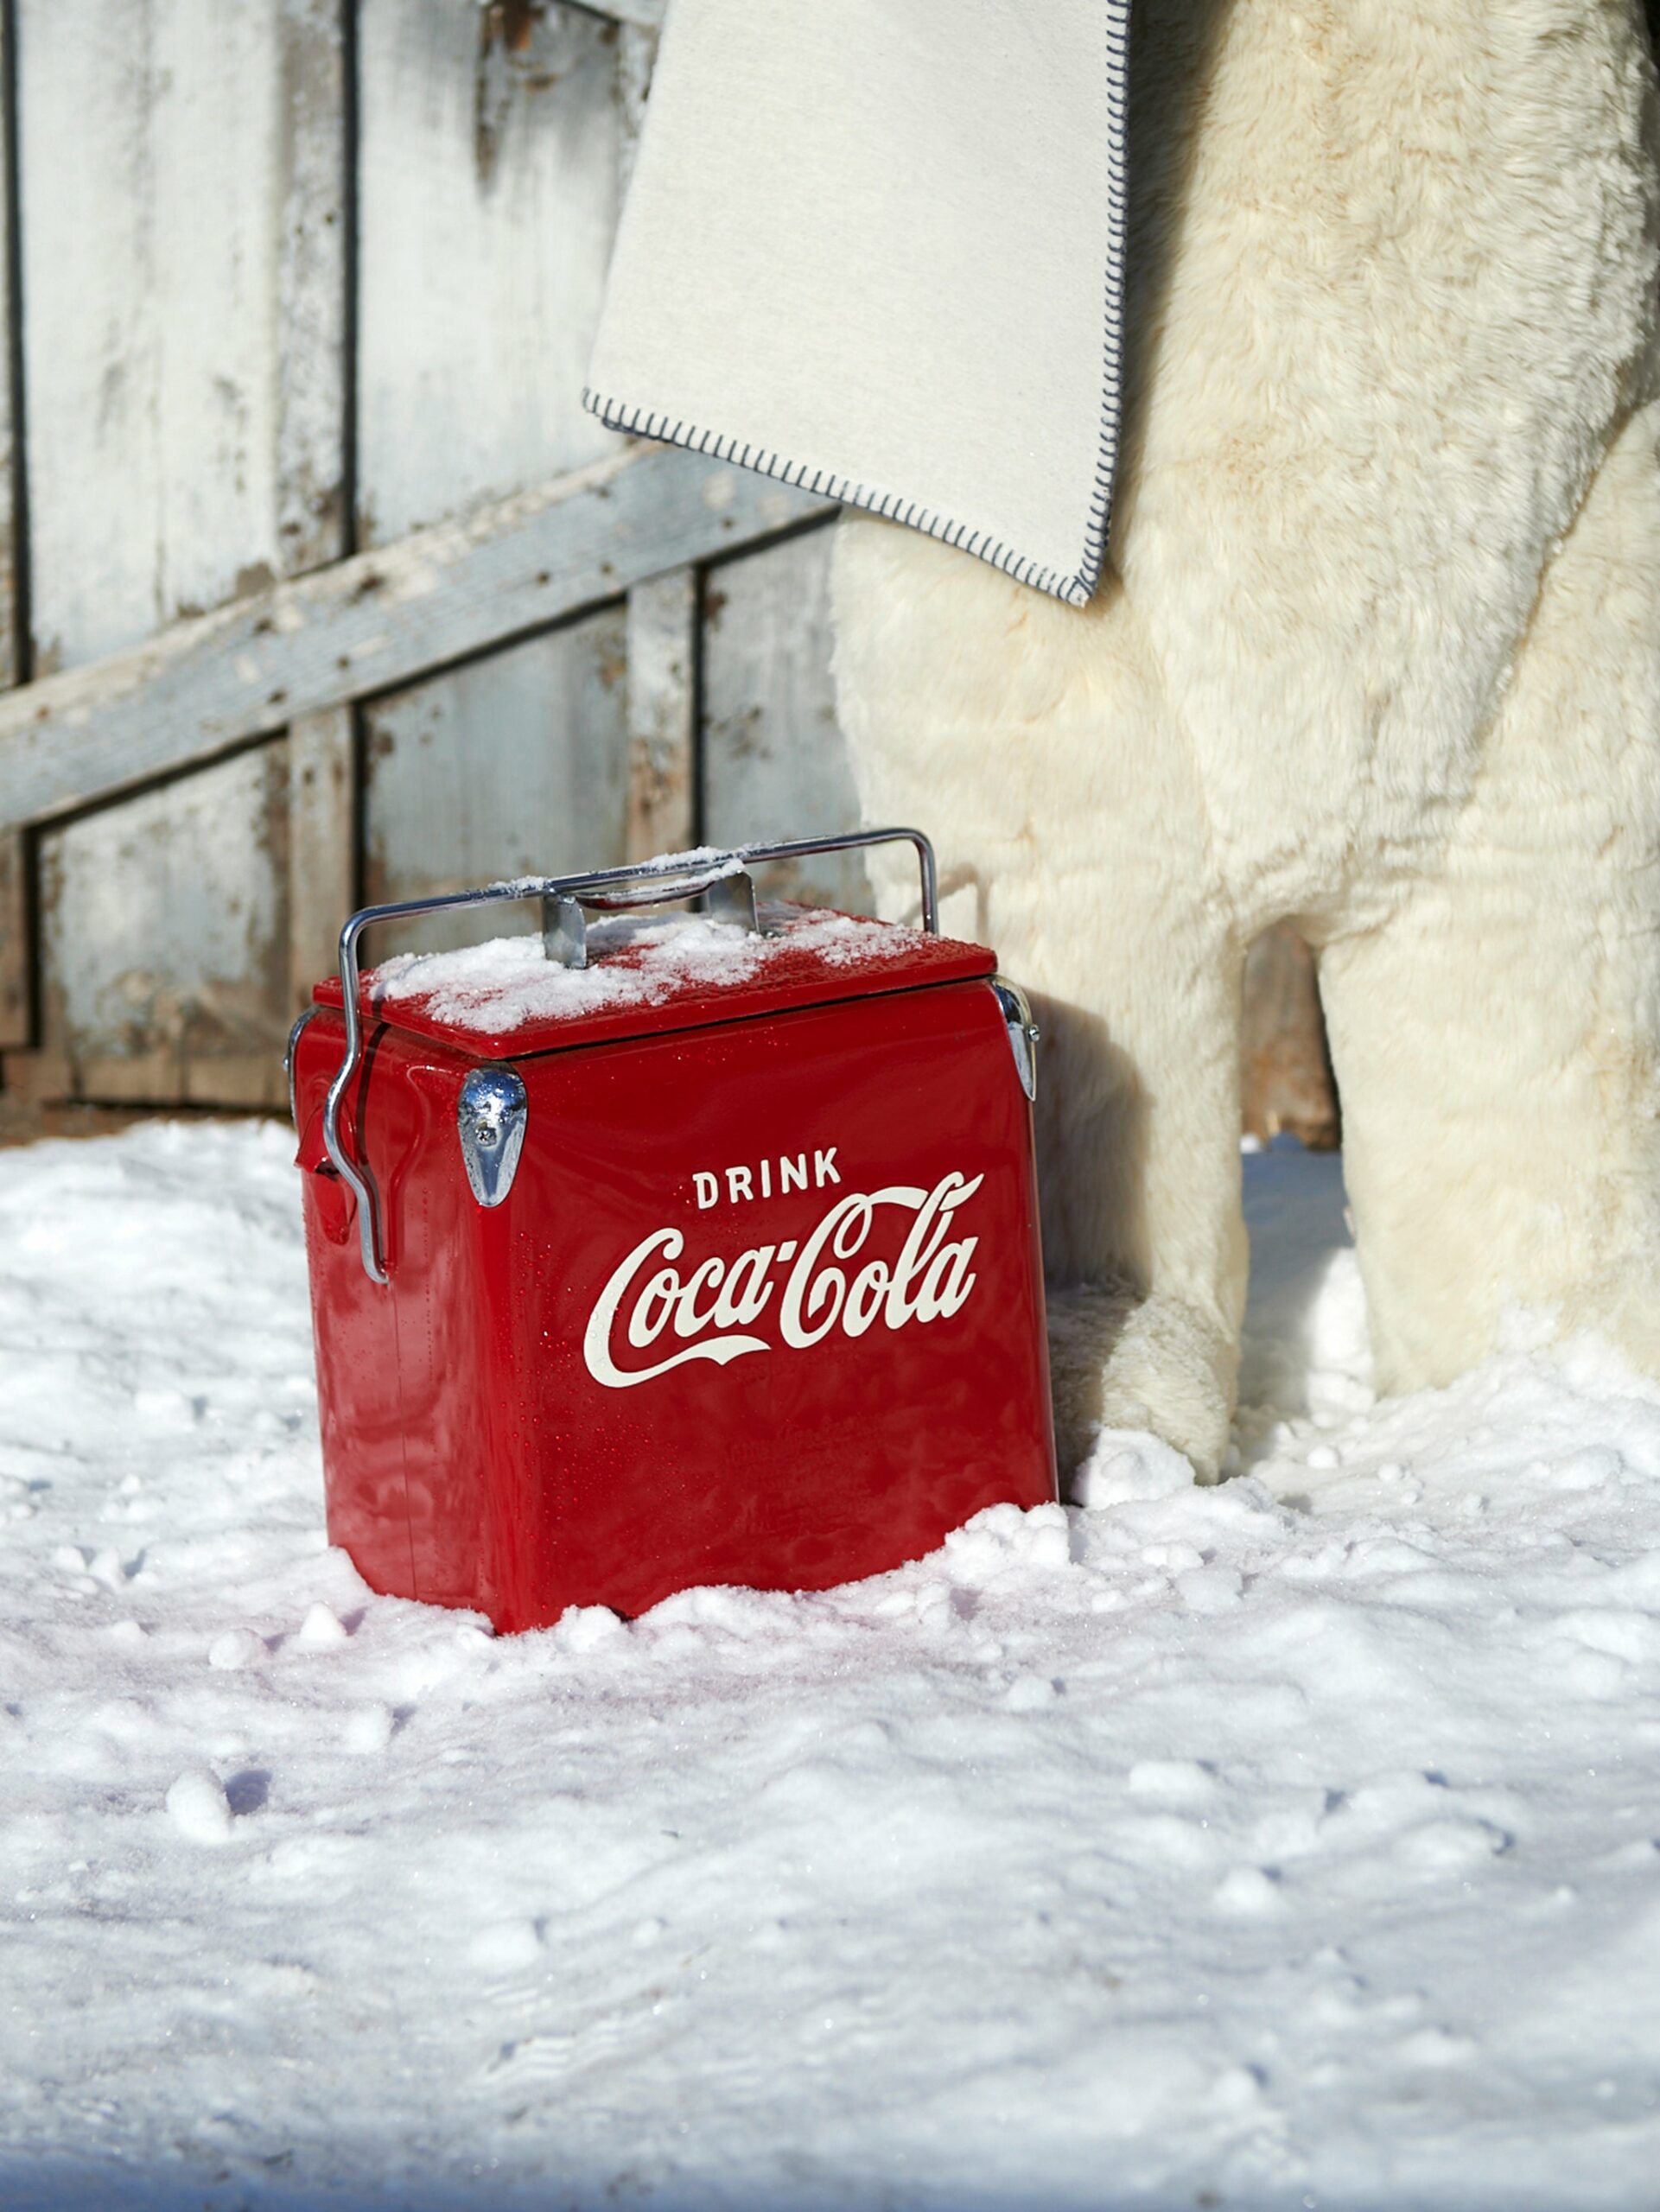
[990, 976, 1040, 1103]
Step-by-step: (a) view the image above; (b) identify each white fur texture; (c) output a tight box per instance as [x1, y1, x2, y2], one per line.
[832, 0, 1660, 1478]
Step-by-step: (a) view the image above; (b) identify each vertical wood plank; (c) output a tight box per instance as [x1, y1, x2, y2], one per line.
[22, 0, 293, 666]
[277, 0, 348, 577]
[356, 0, 629, 928]
[0, 0, 17, 690]
[615, 16, 657, 201]
[0, 830, 27, 1050]
[0, 0, 29, 1052]
[39, 744, 291, 1109]
[356, 0, 620, 545]
[362, 608, 629, 962]
[625, 569, 696, 861]
[18, 0, 347, 1105]
[277, 0, 350, 1005]
[288, 704, 354, 1007]
[613, 13, 677, 865]
[700, 521, 875, 914]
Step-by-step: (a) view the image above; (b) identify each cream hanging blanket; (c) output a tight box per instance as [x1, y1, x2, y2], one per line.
[584, 0, 1131, 607]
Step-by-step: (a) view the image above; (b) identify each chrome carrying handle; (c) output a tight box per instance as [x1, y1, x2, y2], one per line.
[313, 827, 939, 1286]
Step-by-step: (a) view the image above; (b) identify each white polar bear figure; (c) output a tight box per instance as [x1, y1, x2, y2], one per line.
[830, 0, 1660, 1476]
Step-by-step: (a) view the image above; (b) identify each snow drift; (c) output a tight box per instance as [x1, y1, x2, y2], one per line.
[1, 1125, 1657, 2208]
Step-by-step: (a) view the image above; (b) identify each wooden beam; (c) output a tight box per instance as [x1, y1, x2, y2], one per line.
[0, 443, 831, 832]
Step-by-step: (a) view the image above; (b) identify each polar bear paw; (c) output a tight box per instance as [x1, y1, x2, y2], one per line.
[1046, 1281, 1236, 1487]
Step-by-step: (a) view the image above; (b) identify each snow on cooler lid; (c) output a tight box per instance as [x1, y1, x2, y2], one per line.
[311, 903, 997, 1058]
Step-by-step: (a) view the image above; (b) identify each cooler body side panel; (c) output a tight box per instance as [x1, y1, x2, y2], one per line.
[296, 976, 1055, 1633]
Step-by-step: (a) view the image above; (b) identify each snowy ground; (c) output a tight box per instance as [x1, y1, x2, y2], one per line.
[2, 1122, 1658, 2210]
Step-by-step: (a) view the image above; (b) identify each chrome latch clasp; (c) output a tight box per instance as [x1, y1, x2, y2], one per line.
[458, 1068, 528, 1206]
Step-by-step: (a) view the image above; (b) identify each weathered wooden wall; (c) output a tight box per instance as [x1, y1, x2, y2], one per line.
[0, 0, 864, 1127]
[0, 0, 1333, 1140]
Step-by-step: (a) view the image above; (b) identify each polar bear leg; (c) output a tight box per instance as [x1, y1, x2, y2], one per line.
[1317, 402, 1660, 1393]
[831, 519, 1249, 1478]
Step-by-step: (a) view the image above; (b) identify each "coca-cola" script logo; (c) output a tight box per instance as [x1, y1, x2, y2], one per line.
[582, 1172, 984, 1389]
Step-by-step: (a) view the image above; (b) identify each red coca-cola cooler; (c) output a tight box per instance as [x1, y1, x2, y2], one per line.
[288, 829, 1055, 1631]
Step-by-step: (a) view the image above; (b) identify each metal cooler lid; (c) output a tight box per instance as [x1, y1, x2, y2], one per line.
[311, 902, 996, 1061]
[302, 834, 999, 1286]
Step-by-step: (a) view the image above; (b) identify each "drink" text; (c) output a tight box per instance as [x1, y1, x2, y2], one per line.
[692, 1150, 842, 1209]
